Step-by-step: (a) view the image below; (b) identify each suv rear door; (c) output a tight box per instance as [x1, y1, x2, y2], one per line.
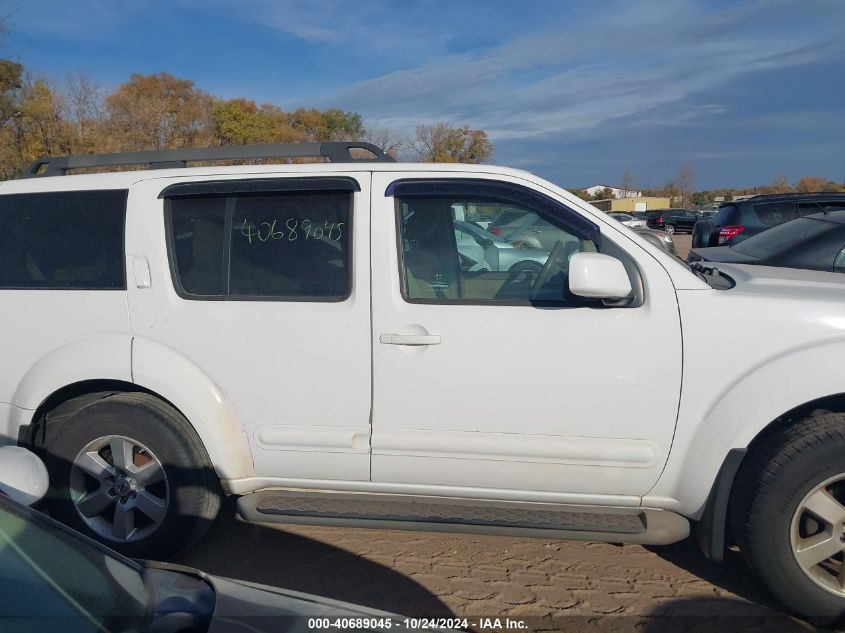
[125, 174, 373, 482]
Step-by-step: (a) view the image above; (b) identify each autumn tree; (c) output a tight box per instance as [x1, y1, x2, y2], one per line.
[413, 123, 493, 163]
[0, 59, 21, 126]
[10, 77, 73, 166]
[212, 99, 294, 145]
[0, 59, 22, 178]
[104, 73, 214, 151]
[796, 176, 825, 193]
[288, 108, 364, 142]
[568, 188, 593, 201]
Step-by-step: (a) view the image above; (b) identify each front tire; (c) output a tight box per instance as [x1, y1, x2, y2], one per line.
[41, 392, 221, 559]
[732, 414, 845, 625]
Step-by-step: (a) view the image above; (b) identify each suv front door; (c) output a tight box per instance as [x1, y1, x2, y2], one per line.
[370, 174, 682, 501]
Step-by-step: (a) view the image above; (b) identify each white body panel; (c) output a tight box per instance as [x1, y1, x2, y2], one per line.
[0, 291, 131, 414]
[124, 174, 373, 482]
[645, 264, 845, 516]
[369, 171, 682, 496]
[3, 163, 845, 525]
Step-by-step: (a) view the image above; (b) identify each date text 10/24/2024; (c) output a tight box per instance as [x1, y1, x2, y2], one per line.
[307, 617, 528, 630]
[240, 217, 345, 244]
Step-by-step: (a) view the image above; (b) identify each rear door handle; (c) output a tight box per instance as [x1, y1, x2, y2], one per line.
[379, 334, 441, 346]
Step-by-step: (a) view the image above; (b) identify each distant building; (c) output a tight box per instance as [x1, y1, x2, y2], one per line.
[583, 185, 642, 199]
[591, 197, 671, 212]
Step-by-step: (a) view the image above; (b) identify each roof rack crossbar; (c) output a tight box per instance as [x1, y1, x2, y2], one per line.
[22, 141, 396, 177]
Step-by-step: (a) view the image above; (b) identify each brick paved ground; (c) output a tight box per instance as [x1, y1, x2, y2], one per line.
[177, 502, 821, 633]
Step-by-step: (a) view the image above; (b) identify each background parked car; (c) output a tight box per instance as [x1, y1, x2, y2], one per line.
[608, 212, 647, 228]
[688, 211, 845, 272]
[454, 219, 549, 273]
[644, 209, 702, 235]
[691, 193, 845, 248]
[487, 208, 562, 250]
[631, 227, 677, 256]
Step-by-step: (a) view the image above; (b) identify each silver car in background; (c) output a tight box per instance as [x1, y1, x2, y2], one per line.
[455, 219, 550, 273]
[608, 212, 647, 228]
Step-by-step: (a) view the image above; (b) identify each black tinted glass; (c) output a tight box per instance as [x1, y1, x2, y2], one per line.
[733, 218, 832, 259]
[712, 204, 738, 225]
[752, 201, 797, 227]
[0, 190, 126, 289]
[169, 198, 226, 296]
[167, 188, 351, 301]
[230, 192, 350, 299]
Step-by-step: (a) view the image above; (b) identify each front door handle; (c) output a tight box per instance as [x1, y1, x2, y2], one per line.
[379, 333, 441, 346]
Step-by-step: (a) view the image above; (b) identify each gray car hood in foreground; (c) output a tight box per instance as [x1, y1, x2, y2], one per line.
[689, 246, 759, 264]
[698, 262, 845, 302]
[205, 574, 410, 633]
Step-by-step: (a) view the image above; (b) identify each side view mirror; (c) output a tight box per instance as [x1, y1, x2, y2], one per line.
[568, 252, 632, 300]
[0, 446, 49, 506]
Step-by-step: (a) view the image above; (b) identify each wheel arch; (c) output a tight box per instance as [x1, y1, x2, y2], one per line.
[18, 338, 256, 482]
[695, 392, 845, 562]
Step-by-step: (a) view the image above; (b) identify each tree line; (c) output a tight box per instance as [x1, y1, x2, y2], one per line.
[0, 60, 493, 178]
[571, 165, 844, 208]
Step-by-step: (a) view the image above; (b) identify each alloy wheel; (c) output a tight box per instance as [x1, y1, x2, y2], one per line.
[69, 435, 169, 542]
[790, 473, 845, 596]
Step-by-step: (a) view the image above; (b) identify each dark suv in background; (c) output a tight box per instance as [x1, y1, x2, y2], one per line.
[692, 193, 845, 248]
[644, 209, 702, 235]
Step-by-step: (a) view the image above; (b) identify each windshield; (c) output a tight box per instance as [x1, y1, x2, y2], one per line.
[733, 217, 832, 259]
[0, 496, 149, 633]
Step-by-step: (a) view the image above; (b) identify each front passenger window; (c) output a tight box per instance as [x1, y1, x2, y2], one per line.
[396, 194, 599, 305]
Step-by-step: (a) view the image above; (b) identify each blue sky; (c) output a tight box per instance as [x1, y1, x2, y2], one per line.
[3, 0, 844, 189]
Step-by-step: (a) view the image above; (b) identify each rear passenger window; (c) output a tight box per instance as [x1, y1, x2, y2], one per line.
[167, 187, 351, 301]
[753, 202, 797, 226]
[0, 190, 126, 290]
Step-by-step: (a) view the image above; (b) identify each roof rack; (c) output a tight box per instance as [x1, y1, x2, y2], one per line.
[22, 141, 397, 177]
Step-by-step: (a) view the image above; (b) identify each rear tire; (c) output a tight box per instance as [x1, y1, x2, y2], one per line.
[731, 414, 845, 625]
[664, 224, 676, 235]
[40, 392, 221, 559]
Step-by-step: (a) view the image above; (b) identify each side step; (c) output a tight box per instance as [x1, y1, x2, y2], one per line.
[236, 489, 689, 545]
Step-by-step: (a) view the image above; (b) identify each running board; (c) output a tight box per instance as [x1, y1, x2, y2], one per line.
[236, 490, 689, 545]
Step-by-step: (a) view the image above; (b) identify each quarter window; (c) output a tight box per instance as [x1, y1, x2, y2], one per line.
[167, 187, 352, 301]
[0, 190, 126, 290]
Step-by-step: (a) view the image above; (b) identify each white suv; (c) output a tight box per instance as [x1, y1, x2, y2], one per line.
[4, 143, 845, 623]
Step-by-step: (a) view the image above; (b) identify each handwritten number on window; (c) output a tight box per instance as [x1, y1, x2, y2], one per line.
[239, 218, 344, 244]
